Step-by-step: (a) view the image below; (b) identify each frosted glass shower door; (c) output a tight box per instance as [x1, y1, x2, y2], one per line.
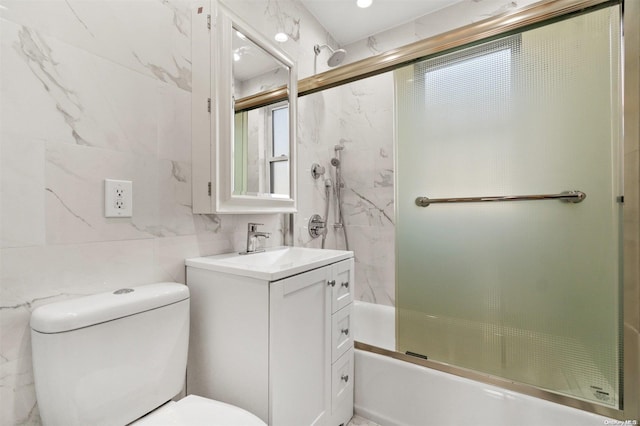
[395, 5, 621, 407]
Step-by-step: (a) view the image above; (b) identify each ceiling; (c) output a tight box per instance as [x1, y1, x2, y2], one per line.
[300, 0, 463, 46]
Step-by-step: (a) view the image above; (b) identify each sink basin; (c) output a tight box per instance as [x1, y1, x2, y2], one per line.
[185, 246, 353, 281]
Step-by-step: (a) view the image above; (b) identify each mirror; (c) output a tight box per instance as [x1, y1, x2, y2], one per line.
[232, 29, 290, 197]
[215, 3, 297, 213]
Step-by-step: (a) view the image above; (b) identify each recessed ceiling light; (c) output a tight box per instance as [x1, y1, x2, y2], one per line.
[356, 0, 372, 8]
[274, 32, 288, 42]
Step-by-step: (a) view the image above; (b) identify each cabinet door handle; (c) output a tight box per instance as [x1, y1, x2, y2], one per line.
[328, 280, 336, 287]
[341, 328, 349, 336]
[341, 281, 349, 288]
[341, 374, 349, 383]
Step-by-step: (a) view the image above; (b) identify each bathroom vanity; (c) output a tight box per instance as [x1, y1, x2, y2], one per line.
[186, 247, 354, 426]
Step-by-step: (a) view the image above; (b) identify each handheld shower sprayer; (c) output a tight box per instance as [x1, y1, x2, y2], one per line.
[330, 145, 349, 250]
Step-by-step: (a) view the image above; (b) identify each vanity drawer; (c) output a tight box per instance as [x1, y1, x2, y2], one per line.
[331, 348, 354, 415]
[331, 304, 353, 362]
[331, 259, 353, 313]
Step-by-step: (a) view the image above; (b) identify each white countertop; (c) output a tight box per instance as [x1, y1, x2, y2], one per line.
[185, 246, 354, 281]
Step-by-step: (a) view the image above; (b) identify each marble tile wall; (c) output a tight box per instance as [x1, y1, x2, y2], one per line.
[295, 74, 395, 306]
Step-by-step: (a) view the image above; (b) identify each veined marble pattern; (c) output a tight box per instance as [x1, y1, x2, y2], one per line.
[0, 0, 192, 90]
[295, 73, 396, 306]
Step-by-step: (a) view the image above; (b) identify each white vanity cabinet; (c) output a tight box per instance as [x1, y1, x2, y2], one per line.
[186, 248, 354, 426]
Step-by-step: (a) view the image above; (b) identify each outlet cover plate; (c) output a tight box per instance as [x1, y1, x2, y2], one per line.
[105, 179, 133, 218]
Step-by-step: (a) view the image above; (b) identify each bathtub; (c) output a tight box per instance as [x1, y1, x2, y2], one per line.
[352, 301, 615, 426]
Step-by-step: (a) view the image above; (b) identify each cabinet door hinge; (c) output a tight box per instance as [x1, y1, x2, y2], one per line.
[207, 98, 211, 113]
[208, 182, 212, 196]
[207, 14, 211, 30]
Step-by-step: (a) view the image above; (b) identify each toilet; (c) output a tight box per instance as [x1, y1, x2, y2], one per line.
[30, 282, 266, 426]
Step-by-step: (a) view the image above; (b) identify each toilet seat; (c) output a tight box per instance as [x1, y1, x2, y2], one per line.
[133, 395, 266, 426]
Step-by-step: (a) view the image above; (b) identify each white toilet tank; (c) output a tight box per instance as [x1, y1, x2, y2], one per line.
[30, 283, 190, 426]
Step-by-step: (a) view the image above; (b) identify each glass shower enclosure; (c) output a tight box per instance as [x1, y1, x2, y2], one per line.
[395, 4, 622, 407]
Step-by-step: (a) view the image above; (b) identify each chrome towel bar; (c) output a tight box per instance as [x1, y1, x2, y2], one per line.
[415, 190, 586, 207]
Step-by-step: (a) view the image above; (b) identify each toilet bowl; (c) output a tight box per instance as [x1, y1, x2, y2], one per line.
[133, 395, 265, 426]
[30, 283, 266, 426]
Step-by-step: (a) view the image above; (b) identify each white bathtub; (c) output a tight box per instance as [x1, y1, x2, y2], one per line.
[352, 301, 615, 426]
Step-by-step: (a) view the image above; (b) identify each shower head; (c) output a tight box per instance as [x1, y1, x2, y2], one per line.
[330, 158, 341, 167]
[327, 48, 346, 67]
[314, 44, 347, 67]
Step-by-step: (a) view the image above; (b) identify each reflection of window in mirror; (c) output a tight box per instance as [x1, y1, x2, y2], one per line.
[233, 111, 249, 194]
[267, 103, 289, 196]
[233, 102, 289, 197]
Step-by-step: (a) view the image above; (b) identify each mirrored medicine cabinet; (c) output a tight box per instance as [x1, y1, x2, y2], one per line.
[192, 1, 297, 214]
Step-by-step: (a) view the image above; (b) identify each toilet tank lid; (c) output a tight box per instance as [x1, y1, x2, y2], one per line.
[30, 282, 189, 334]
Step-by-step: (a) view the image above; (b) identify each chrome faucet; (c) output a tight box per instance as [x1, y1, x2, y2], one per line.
[241, 223, 270, 255]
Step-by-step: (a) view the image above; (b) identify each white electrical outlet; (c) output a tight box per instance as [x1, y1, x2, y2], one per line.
[105, 179, 133, 218]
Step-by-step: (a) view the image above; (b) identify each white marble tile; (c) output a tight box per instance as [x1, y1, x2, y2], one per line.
[193, 214, 236, 256]
[1, 240, 162, 307]
[0, 19, 86, 147]
[296, 68, 395, 304]
[0, 307, 39, 426]
[1, 19, 160, 155]
[0, 133, 46, 248]
[94, 55, 159, 157]
[297, 86, 396, 305]
[45, 142, 158, 244]
[0, 0, 192, 91]
[342, 187, 394, 228]
[158, 83, 192, 162]
[157, 159, 196, 237]
[155, 235, 200, 284]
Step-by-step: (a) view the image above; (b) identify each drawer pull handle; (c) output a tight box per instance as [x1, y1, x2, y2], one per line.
[341, 328, 349, 336]
[341, 374, 349, 383]
[341, 281, 349, 288]
[328, 280, 336, 287]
